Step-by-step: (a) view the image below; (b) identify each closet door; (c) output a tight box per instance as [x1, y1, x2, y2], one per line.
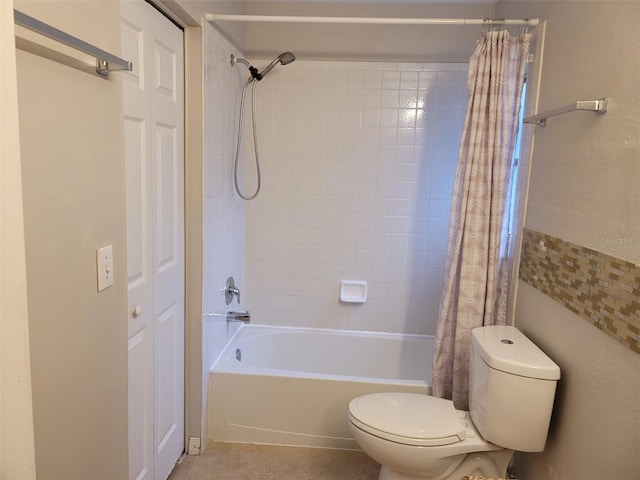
[121, 2, 185, 479]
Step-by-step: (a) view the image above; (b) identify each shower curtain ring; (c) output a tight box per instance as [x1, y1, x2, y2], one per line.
[482, 18, 491, 34]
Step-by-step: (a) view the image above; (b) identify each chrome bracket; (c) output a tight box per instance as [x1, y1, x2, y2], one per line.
[96, 59, 109, 76]
[524, 98, 608, 127]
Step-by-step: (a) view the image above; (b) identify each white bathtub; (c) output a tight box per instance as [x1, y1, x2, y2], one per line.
[208, 325, 433, 449]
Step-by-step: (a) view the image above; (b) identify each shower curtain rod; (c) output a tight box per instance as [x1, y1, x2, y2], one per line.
[206, 14, 539, 27]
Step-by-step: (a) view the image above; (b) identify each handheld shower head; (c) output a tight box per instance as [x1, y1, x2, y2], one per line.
[277, 52, 296, 66]
[257, 52, 296, 80]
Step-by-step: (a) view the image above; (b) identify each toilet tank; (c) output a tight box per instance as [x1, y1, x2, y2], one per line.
[469, 325, 560, 452]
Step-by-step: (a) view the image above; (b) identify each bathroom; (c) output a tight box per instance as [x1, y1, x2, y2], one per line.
[2, 1, 638, 480]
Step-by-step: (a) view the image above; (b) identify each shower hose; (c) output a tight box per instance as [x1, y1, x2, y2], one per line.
[233, 77, 261, 201]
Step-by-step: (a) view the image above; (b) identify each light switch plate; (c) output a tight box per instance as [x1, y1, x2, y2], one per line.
[96, 245, 114, 292]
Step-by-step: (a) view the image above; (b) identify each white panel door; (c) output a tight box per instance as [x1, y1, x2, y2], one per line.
[121, 2, 184, 480]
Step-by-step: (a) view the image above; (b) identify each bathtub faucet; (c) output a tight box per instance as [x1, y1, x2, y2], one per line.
[226, 311, 250, 323]
[225, 276, 240, 305]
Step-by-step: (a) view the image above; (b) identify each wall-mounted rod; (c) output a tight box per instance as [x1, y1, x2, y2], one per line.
[14, 9, 132, 76]
[206, 13, 539, 27]
[523, 98, 608, 127]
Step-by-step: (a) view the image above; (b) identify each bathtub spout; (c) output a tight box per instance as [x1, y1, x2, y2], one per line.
[226, 311, 250, 323]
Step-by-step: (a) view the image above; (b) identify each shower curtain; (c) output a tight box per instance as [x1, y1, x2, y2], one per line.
[432, 29, 530, 410]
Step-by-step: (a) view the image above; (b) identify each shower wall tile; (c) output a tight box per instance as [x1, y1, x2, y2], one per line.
[244, 61, 468, 335]
[203, 25, 246, 370]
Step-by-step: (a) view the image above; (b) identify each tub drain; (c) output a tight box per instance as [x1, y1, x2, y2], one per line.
[235, 348, 242, 361]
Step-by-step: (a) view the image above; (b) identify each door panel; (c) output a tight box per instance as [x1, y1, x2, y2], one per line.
[128, 329, 152, 480]
[154, 41, 177, 100]
[149, 9, 184, 478]
[122, 2, 184, 479]
[155, 124, 178, 272]
[155, 304, 180, 451]
[124, 25, 153, 477]
[124, 116, 148, 288]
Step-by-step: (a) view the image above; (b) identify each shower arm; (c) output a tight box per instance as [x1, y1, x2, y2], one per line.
[230, 54, 249, 67]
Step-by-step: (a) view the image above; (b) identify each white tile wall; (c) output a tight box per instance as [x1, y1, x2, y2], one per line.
[243, 60, 468, 334]
[203, 25, 246, 382]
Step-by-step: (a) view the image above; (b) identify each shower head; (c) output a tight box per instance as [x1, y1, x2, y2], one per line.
[256, 52, 296, 80]
[231, 52, 296, 82]
[277, 52, 296, 66]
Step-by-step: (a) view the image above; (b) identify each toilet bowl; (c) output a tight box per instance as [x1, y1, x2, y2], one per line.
[348, 393, 512, 480]
[348, 326, 561, 480]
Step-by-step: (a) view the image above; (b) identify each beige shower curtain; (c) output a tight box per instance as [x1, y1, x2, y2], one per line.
[432, 29, 530, 410]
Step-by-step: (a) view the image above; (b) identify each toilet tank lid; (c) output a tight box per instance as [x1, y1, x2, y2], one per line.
[471, 326, 560, 380]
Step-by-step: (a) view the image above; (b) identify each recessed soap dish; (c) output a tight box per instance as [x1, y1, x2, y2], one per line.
[340, 280, 367, 303]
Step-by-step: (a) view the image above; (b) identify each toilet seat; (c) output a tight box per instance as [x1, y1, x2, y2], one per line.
[348, 393, 466, 447]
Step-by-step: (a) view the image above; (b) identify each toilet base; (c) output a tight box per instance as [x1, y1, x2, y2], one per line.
[377, 449, 514, 480]
[379, 465, 426, 480]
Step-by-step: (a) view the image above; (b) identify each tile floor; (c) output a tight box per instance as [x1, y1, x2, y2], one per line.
[168, 442, 381, 480]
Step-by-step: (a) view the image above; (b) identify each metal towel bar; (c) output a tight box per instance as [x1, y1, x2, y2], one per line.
[523, 98, 608, 127]
[14, 9, 132, 76]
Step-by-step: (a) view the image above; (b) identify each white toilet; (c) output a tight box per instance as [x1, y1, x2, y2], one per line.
[348, 325, 560, 480]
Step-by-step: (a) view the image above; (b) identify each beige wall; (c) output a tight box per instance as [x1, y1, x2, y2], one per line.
[244, 1, 494, 61]
[183, 24, 206, 449]
[514, 283, 640, 480]
[1, 1, 37, 478]
[15, 1, 128, 478]
[496, 1, 640, 479]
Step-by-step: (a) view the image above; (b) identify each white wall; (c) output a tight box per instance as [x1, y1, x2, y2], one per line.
[202, 22, 247, 441]
[496, 2, 640, 479]
[243, 60, 467, 334]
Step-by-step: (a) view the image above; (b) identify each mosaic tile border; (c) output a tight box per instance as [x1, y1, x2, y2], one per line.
[519, 228, 640, 354]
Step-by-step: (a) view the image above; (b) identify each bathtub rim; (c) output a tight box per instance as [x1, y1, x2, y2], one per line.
[210, 323, 434, 387]
[211, 323, 435, 369]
